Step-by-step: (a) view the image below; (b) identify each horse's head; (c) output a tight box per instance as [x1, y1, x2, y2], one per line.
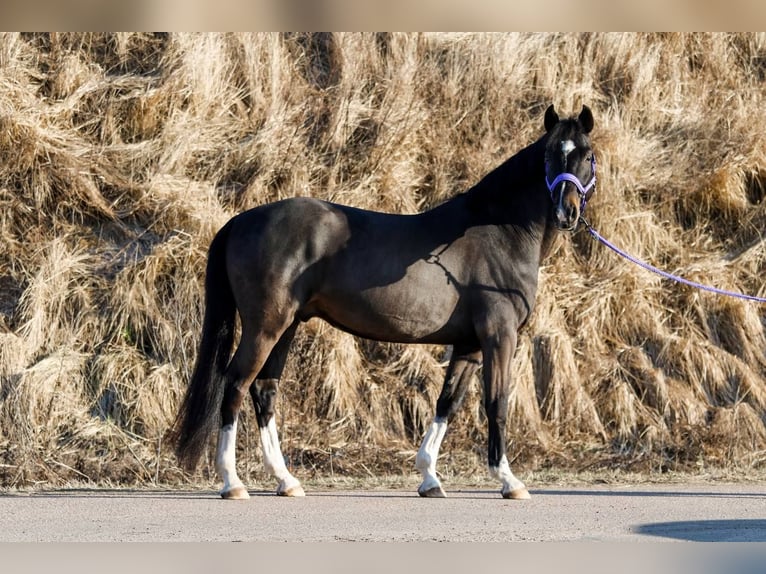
[543, 104, 595, 231]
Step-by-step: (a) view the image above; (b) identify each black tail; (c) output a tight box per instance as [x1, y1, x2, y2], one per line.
[167, 221, 236, 471]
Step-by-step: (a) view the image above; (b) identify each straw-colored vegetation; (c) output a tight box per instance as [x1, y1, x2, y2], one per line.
[1, 32, 766, 488]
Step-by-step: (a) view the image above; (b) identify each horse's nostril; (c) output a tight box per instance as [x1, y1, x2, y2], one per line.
[555, 200, 579, 229]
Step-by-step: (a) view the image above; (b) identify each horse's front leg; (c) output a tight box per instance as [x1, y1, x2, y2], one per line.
[416, 346, 481, 498]
[251, 379, 305, 497]
[482, 329, 530, 500]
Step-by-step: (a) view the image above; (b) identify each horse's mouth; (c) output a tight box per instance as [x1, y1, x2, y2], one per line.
[553, 207, 580, 231]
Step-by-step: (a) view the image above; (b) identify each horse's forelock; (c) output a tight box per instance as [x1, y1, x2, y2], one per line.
[545, 118, 590, 155]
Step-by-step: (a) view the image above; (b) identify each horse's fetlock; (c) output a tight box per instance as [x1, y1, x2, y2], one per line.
[415, 452, 432, 472]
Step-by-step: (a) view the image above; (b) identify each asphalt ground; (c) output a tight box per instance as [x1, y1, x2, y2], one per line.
[2, 482, 765, 542]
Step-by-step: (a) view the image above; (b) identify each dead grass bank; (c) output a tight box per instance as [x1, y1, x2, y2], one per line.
[1, 33, 766, 487]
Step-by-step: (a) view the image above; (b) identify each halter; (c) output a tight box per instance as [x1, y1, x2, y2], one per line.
[545, 154, 597, 212]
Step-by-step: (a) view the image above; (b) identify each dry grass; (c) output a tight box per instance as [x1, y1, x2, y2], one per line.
[1, 32, 766, 487]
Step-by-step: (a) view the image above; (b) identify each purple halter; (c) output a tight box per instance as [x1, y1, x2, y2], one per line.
[545, 154, 597, 212]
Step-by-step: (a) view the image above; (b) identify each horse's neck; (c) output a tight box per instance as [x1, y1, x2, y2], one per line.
[490, 137, 546, 191]
[463, 137, 566, 269]
[539, 219, 560, 262]
[469, 138, 551, 232]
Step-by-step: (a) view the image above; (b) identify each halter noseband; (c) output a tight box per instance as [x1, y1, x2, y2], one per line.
[545, 154, 597, 212]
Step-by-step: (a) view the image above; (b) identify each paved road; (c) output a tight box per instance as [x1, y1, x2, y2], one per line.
[2, 483, 765, 542]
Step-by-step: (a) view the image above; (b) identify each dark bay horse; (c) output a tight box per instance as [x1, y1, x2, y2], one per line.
[169, 104, 596, 500]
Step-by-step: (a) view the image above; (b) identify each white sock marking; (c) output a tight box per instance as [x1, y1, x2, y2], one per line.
[215, 421, 245, 493]
[490, 454, 526, 494]
[416, 418, 448, 489]
[260, 417, 301, 491]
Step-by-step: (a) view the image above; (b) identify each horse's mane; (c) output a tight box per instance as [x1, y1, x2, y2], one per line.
[462, 117, 586, 216]
[462, 134, 548, 215]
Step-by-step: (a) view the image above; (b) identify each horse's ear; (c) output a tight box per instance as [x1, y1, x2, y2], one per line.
[544, 104, 559, 132]
[578, 105, 594, 134]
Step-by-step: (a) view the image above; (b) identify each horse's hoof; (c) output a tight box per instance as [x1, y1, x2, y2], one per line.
[418, 485, 447, 498]
[277, 484, 306, 497]
[502, 487, 531, 500]
[221, 486, 250, 500]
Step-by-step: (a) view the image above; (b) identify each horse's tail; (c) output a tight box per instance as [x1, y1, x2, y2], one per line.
[167, 221, 236, 472]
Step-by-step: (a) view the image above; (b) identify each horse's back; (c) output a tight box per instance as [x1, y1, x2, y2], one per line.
[220, 197, 476, 343]
[225, 197, 349, 267]
[224, 196, 438, 279]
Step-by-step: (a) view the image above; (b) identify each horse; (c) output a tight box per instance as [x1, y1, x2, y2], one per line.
[168, 104, 596, 500]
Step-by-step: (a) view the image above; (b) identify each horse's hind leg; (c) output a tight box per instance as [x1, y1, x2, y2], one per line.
[249, 323, 304, 497]
[216, 325, 286, 500]
[416, 346, 481, 498]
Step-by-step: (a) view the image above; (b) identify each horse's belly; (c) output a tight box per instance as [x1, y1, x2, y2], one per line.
[309, 285, 466, 344]
[302, 234, 475, 344]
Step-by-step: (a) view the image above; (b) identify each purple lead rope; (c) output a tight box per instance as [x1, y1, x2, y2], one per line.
[581, 218, 766, 304]
[546, 154, 765, 303]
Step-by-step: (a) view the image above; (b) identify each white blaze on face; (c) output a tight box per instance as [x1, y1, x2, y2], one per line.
[556, 139, 577, 217]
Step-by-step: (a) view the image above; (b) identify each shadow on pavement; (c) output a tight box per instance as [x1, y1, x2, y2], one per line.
[634, 519, 766, 542]
[538, 489, 766, 500]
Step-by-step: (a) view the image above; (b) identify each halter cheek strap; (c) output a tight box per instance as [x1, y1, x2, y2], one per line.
[545, 155, 597, 212]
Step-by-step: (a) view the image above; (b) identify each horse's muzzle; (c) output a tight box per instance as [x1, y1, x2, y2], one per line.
[554, 190, 580, 230]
